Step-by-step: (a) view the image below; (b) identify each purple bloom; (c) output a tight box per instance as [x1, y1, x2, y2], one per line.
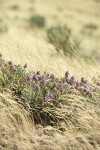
[81, 77, 85, 83]
[11, 65, 17, 72]
[32, 74, 40, 81]
[75, 86, 78, 90]
[38, 76, 42, 80]
[33, 85, 41, 91]
[84, 80, 88, 84]
[83, 89, 87, 93]
[76, 81, 80, 85]
[44, 72, 50, 78]
[46, 73, 50, 78]
[60, 88, 67, 94]
[25, 75, 30, 81]
[83, 83, 88, 88]
[97, 82, 100, 86]
[69, 76, 75, 84]
[81, 78, 88, 84]
[50, 73, 55, 79]
[46, 92, 54, 99]
[33, 75, 38, 80]
[32, 72, 42, 81]
[53, 82, 56, 88]
[36, 71, 40, 75]
[40, 78, 45, 83]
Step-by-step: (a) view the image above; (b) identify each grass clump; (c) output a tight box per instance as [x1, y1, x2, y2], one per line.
[27, 14, 46, 28]
[47, 25, 79, 56]
[0, 18, 8, 34]
[0, 56, 99, 126]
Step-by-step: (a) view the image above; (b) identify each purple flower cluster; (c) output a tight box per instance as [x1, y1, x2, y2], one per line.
[25, 74, 31, 81]
[33, 85, 41, 91]
[93, 78, 100, 87]
[10, 65, 17, 72]
[32, 71, 42, 81]
[1, 59, 99, 111]
[1, 59, 100, 126]
[63, 71, 95, 97]
[45, 92, 54, 100]
[7, 61, 17, 72]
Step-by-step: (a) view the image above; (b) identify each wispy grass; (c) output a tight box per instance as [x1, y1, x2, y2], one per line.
[0, 0, 100, 149]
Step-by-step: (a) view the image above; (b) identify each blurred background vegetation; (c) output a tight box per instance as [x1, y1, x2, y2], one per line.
[0, 0, 100, 76]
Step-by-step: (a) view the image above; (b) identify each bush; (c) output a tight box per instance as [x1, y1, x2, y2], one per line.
[0, 19, 8, 34]
[81, 23, 98, 35]
[84, 23, 98, 30]
[10, 4, 19, 10]
[0, 58, 98, 125]
[47, 25, 77, 56]
[27, 14, 46, 28]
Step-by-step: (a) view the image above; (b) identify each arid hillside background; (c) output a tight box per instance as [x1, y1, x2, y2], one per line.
[0, 0, 100, 150]
[0, 0, 100, 75]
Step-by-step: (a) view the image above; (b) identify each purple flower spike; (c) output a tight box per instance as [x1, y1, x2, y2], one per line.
[32, 72, 42, 81]
[76, 81, 80, 85]
[25, 75, 30, 81]
[60, 88, 67, 94]
[69, 76, 74, 84]
[46, 92, 54, 99]
[40, 79, 45, 83]
[33, 75, 38, 81]
[97, 82, 100, 86]
[46, 73, 50, 77]
[44, 72, 50, 79]
[38, 76, 42, 80]
[83, 84, 88, 88]
[11, 65, 17, 72]
[50, 73, 55, 79]
[34, 85, 41, 91]
[65, 71, 69, 77]
[36, 71, 40, 75]
[81, 77, 85, 83]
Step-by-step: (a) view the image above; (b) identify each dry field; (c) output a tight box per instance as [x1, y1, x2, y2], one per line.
[0, 0, 100, 150]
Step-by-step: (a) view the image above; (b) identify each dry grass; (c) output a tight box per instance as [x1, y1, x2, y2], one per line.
[0, 29, 100, 80]
[0, 90, 100, 150]
[0, 0, 100, 149]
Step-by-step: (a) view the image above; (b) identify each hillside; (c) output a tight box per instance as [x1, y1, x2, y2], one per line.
[0, 0, 100, 150]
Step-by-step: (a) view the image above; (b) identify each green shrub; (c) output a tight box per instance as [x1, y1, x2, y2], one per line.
[10, 4, 19, 10]
[94, 0, 100, 3]
[0, 58, 98, 125]
[27, 14, 46, 28]
[84, 23, 98, 30]
[81, 23, 98, 35]
[47, 25, 77, 56]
